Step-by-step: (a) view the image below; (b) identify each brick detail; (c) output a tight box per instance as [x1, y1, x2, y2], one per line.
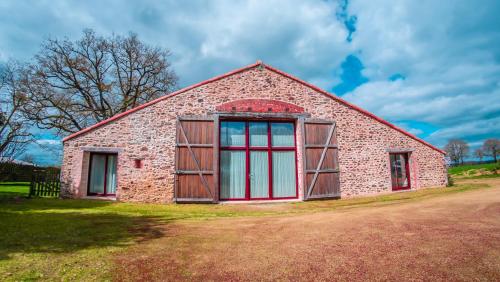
[215, 99, 304, 113]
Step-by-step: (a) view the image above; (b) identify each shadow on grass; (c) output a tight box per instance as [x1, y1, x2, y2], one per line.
[0, 198, 165, 261]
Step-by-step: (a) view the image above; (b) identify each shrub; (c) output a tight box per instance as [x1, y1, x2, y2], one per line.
[447, 173, 454, 187]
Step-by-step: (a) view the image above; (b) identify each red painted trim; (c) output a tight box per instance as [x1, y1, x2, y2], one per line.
[389, 152, 411, 191]
[267, 122, 273, 199]
[87, 152, 117, 196]
[63, 60, 445, 156]
[219, 120, 298, 201]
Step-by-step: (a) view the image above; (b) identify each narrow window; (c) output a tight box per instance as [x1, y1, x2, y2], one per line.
[389, 153, 411, 191]
[88, 153, 117, 196]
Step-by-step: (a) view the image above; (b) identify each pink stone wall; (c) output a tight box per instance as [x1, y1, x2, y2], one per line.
[61, 66, 447, 203]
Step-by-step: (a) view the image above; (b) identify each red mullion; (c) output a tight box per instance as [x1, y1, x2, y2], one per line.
[267, 121, 273, 199]
[220, 146, 246, 150]
[270, 147, 295, 151]
[293, 121, 298, 199]
[248, 147, 268, 151]
[245, 122, 250, 200]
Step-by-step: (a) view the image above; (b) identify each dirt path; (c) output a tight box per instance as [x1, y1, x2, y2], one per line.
[115, 181, 500, 281]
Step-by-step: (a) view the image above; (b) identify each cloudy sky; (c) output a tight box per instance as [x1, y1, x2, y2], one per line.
[1, 0, 499, 165]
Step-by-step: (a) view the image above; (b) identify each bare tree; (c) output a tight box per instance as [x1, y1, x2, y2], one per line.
[0, 62, 32, 161]
[482, 138, 499, 162]
[20, 29, 178, 135]
[474, 148, 484, 162]
[444, 139, 469, 165]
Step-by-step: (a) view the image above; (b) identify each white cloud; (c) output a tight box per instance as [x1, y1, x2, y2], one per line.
[36, 139, 61, 146]
[342, 0, 500, 146]
[0, 0, 353, 89]
[0, 0, 498, 157]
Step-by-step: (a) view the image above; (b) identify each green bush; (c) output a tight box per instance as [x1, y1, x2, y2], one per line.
[447, 173, 454, 187]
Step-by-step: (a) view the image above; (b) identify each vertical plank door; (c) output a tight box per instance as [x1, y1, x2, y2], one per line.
[303, 119, 340, 199]
[174, 116, 218, 203]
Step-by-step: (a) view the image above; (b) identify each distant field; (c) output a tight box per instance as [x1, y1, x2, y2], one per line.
[448, 162, 499, 178]
[0, 182, 30, 198]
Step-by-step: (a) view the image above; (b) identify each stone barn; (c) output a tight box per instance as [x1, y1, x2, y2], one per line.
[61, 61, 447, 203]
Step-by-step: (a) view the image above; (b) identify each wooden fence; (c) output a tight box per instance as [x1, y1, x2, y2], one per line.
[29, 169, 61, 197]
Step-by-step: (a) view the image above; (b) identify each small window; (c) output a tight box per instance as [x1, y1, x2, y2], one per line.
[220, 121, 245, 147]
[389, 153, 410, 191]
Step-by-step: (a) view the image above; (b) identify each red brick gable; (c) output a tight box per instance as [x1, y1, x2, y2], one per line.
[216, 99, 304, 113]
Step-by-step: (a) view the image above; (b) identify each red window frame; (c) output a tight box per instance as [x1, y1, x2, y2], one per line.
[389, 152, 411, 191]
[87, 152, 117, 196]
[219, 120, 299, 201]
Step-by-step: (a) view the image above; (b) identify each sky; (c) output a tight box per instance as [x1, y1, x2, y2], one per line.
[0, 0, 499, 165]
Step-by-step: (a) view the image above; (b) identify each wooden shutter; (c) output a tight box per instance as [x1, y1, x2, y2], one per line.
[174, 116, 218, 203]
[303, 119, 340, 199]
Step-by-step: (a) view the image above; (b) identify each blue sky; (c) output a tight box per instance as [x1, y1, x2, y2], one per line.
[0, 0, 499, 165]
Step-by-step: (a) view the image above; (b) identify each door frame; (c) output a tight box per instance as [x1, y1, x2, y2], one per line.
[218, 119, 299, 201]
[87, 152, 118, 196]
[389, 152, 411, 191]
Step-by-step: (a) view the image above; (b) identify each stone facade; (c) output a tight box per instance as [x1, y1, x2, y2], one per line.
[61, 63, 447, 203]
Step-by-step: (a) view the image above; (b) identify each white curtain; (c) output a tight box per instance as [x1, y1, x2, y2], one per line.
[271, 123, 294, 147]
[390, 154, 408, 187]
[89, 155, 106, 194]
[397, 155, 408, 187]
[221, 121, 245, 146]
[106, 155, 117, 194]
[272, 151, 296, 197]
[249, 122, 268, 147]
[250, 151, 269, 198]
[220, 151, 246, 199]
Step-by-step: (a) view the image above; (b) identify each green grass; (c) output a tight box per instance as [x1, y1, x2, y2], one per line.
[0, 181, 493, 281]
[0, 182, 30, 198]
[448, 162, 499, 176]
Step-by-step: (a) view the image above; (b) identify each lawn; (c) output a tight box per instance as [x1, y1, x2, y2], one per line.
[448, 162, 499, 177]
[0, 182, 30, 198]
[0, 180, 498, 281]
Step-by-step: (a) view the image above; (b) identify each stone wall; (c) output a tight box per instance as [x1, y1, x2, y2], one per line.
[61, 65, 447, 203]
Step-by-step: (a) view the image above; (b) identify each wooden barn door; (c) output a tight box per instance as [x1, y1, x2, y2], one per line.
[175, 116, 218, 203]
[303, 119, 340, 199]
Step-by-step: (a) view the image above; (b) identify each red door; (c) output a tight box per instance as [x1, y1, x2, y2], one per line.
[390, 153, 411, 191]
